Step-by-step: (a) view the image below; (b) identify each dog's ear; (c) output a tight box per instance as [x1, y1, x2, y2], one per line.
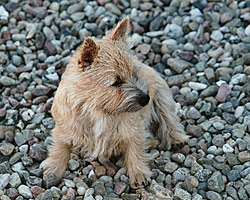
[79, 38, 99, 69]
[109, 16, 130, 41]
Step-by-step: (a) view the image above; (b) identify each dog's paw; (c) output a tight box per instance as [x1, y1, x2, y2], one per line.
[171, 141, 188, 150]
[130, 173, 149, 189]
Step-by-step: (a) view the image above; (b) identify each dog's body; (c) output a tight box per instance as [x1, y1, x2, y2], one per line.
[43, 17, 188, 188]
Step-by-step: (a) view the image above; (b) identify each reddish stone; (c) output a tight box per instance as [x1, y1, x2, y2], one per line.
[216, 83, 231, 102]
[178, 51, 194, 61]
[95, 166, 106, 178]
[104, 162, 118, 176]
[114, 182, 127, 195]
[31, 186, 45, 198]
[154, 54, 161, 63]
[3, 31, 11, 42]
[8, 97, 19, 107]
[16, 66, 32, 75]
[132, 22, 145, 34]
[91, 161, 100, 168]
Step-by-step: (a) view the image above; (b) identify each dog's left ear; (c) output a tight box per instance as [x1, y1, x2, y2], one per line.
[79, 38, 99, 69]
[109, 17, 130, 41]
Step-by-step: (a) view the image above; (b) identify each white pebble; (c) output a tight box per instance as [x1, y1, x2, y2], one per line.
[188, 82, 207, 90]
[223, 144, 234, 153]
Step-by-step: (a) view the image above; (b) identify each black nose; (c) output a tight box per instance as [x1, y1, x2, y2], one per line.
[137, 95, 150, 107]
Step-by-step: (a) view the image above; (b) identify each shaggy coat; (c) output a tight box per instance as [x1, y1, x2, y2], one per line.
[43, 17, 188, 188]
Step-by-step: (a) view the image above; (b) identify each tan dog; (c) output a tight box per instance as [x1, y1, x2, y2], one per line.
[43, 17, 188, 188]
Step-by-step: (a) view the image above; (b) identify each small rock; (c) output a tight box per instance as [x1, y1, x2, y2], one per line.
[167, 58, 188, 73]
[95, 166, 106, 178]
[186, 107, 201, 120]
[174, 187, 191, 200]
[103, 162, 117, 176]
[164, 161, 178, 173]
[206, 191, 222, 200]
[114, 182, 127, 195]
[29, 144, 47, 161]
[0, 76, 16, 86]
[0, 142, 15, 156]
[223, 144, 234, 153]
[238, 151, 250, 163]
[68, 159, 80, 171]
[9, 173, 21, 188]
[227, 170, 240, 182]
[105, 3, 121, 15]
[207, 171, 225, 193]
[0, 174, 10, 190]
[211, 30, 223, 41]
[18, 185, 33, 199]
[188, 82, 207, 90]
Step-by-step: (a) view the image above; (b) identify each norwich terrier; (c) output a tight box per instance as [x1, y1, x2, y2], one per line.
[43, 17, 189, 188]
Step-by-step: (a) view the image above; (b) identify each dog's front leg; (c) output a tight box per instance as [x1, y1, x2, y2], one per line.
[122, 131, 152, 189]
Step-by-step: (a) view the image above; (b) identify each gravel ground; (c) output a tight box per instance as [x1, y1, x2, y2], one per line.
[0, 0, 250, 199]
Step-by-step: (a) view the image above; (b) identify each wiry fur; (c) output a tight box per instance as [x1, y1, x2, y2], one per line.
[43, 17, 189, 188]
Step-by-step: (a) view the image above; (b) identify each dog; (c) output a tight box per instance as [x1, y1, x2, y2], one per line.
[43, 17, 189, 188]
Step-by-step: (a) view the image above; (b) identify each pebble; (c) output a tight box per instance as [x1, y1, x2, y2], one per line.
[164, 162, 178, 173]
[223, 144, 234, 153]
[18, 185, 33, 199]
[207, 171, 225, 193]
[0, 142, 14, 156]
[186, 107, 201, 120]
[206, 191, 222, 200]
[211, 30, 223, 41]
[9, 173, 21, 188]
[0, 76, 16, 86]
[0, 174, 10, 190]
[167, 58, 188, 73]
[12, 55, 22, 66]
[174, 187, 191, 200]
[188, 82, 207, 90]
[105, 3, 121, 16]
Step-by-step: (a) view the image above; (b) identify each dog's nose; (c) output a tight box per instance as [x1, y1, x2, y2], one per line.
[137, 95, 150, 107]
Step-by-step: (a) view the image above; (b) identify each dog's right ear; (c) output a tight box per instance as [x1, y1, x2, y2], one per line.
[78, 38, 99, 70]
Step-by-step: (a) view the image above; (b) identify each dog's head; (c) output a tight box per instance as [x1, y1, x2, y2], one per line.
[76, 17, 150, 114]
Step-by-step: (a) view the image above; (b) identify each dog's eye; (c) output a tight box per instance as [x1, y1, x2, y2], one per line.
[112, 76, 123, 87]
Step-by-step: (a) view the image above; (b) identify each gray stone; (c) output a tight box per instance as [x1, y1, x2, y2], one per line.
[164, 162, 178, 173]
[18, 185, 33, 198]
[105, 3, 121, 16]
[234, 106, 244, 118]
[200, 85, 218, 98]
[227, 170, 240, 182]
[211, 30, 223, 41]
[232, 128, 245, 138]
[68, 159, 80, 171]
[0, 174, 10, 190]
[186, 107, 201, 119]
[9, 173, 22, 188]
[67, 3, 83, 14]
[0, 76, 16, 86]
[207, 171, 225, 193]
[206, 191, 222, 200]
[14, 130, 34, 146]
[12, 55, 22, 66]
[167, 58, 188, 73]
[174, 187, 191, 200]
[165, 24, 183, 38]
[238, 151, 250, 163]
